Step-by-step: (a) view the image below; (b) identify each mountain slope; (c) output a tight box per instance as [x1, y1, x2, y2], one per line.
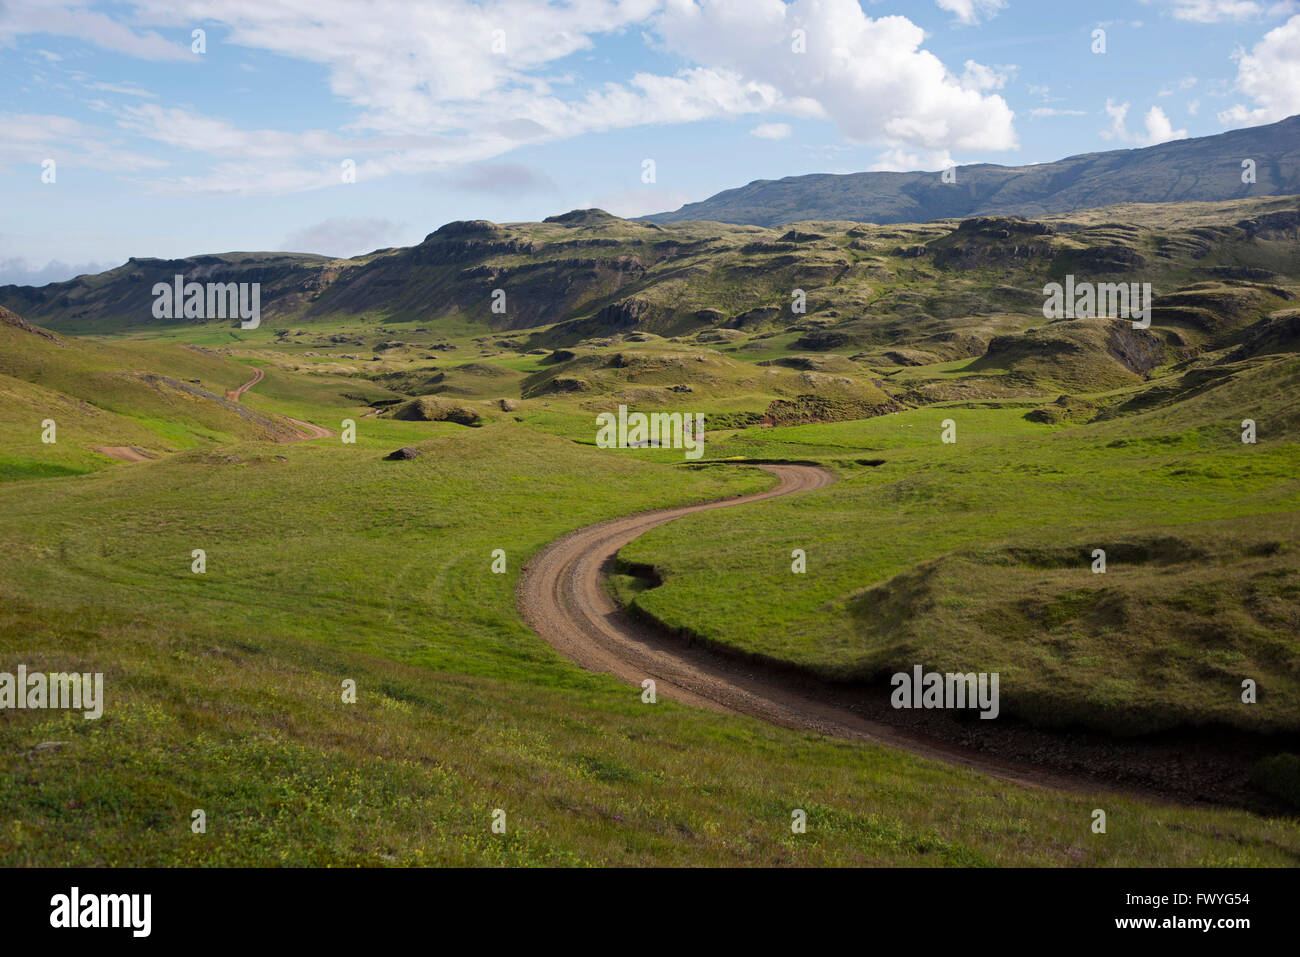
[3, 195, 1297, 344]
[642, 115, 1300, 227]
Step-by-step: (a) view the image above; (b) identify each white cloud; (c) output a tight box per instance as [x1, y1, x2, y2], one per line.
[960, 60, 1015, 91]
[1100, 99, 1132, 141]
[656, 0, 1018, 152]
[0, 257, 119, 287]
[0, 0, 188, 60]
[750, 122, 792, 139]
[451, 162, 557, 194]
[1161, 0, 1297, 22]
[117, 103, 353, 161]
[2, 0, 1019, 195]
[0, 111, 170, 172]
[1142, 104, 1188, 144]
[1099, 99, 1188, 145]
[1218, 14, 1300, 125]
[866, 148, 955, 172]
[125, 0, 671, 138]
[84, 80, 157, 98]
[1030, 107, 1087, 117]
[280, 217, 407, 257]
[935, 0, 1008, 25]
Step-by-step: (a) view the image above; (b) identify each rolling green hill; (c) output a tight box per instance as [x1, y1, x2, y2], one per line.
[2, 191, 1299, 864]
[0, 306, 321, 479]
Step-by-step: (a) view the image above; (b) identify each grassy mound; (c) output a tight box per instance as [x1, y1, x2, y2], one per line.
[969, 319, 1165, 391]
[385, 396, 483, 426]
[844, 534, 1299, 735]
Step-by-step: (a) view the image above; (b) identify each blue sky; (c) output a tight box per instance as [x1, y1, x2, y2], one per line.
[1, 0, 1298, 284]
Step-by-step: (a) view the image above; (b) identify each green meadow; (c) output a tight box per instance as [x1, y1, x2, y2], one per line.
[3, 409, 1298, 866]
[621, 358, 1300, 735]
[2, 195, 1299, 864]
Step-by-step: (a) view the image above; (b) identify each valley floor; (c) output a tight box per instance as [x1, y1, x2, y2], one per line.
[1, 373, 1297, 865]
[2, 196, 1298, 864]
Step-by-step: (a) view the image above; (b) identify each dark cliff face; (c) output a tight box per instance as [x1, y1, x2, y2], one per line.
[1238, 210, 1300, 240]
[928, 217, 1059, 269]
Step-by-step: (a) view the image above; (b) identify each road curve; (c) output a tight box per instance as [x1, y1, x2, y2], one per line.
[517, 464, 1113, 797]
[225, 365, 266, 401]
[227, 365, 333, 441]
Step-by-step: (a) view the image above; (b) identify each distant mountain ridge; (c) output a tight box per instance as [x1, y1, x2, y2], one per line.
[641, 115, 1300, 227]
[3, 193, 1297, 341]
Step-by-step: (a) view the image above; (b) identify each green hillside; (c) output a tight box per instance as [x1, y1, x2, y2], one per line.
[0, 307, 321, 479]
[2, 193, 1299, 865]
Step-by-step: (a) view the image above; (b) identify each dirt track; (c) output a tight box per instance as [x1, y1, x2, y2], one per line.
[225, 366, 265, 401]
[518, 464, 1112, 797]
[91, 445, 155, 462]
[518, 463, 1289, 808]
[227, 366, 332, 441]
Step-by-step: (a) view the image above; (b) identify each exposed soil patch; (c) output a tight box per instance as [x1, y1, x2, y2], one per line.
[91, 445, 156, 462]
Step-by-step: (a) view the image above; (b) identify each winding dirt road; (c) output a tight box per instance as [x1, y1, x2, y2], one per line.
[519, 463, 1286, 808]
[518, 464, 1109, 796]
[227, 366, 333, 441]
[225, 365, 266, 401]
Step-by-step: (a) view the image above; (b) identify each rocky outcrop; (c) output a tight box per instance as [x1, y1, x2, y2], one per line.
[0, 306, 60, 345]
[591, 297, 652, 332]
[1104, 323, 1165, 375]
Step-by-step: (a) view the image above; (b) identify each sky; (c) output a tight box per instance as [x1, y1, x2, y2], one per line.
[1, 0, 1298, 285]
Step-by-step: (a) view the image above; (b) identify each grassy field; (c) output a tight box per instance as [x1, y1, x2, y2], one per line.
[619, 357, 1300, 735]
[2, 195, 1299, 865]
[3, 414, 1298, 865]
